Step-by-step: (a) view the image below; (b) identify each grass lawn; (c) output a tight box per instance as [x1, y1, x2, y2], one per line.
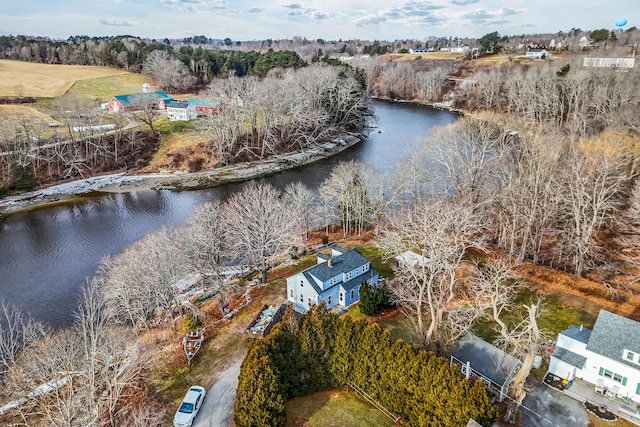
[64, 73, 151, 103]
[0, 59, 129, 97]
[286, 390, 396, 427]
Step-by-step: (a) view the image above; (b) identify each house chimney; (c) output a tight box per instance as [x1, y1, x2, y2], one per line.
[580, 325, 583, 331]
[328, 258, 333, 268]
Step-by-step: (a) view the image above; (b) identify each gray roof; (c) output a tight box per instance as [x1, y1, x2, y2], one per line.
[305, 248, 370, 282]
[586, 310, 640, 369]
[341, 268, 379, 291]
[552, 347, 587, 369]
[452, 334, 522, 387]
[166, 100, 190, 109]
[560, 325, 592, 344]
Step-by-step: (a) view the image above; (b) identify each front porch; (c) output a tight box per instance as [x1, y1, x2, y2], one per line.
[543, 374, 640, 425]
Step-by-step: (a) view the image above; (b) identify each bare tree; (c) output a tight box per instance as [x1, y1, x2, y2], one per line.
[176, 201, 225, 297]
[142, 49, 195, 92]
[284, 181, 316, 240]
[222, 182, 300, 283]
[429, 118, 506, 205]
[472, 259, 546, 423]
[556, 149, 634, 275]
[0, 301, 48, 379]
[100, 228, 189, 330]
[377, 197, 482, 354]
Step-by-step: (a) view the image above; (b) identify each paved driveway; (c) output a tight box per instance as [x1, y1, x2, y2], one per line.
[520, 381, 588, 427]
[193, 359, 243, 427]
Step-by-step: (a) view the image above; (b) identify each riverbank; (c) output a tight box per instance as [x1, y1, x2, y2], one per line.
[0, 133, 366, 218]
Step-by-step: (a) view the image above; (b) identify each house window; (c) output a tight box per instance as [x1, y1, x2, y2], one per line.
[350, 290, 355, 300]
[308, 298, 312, 306]
[362, 264, 369, 272]
[328, 295, 332, 305]
[355, 267, 360, 275]
[300, 280, 304, 287]
[290, 289, 293, 299]
[344, 272, 352, 281]
[624, 349, 638, 363]
[339, 292, 343, 301]
[300, 293, 304, 303]
[599, 368, 628, 386]
[636, 382, 640, 396]
[330, 277, 337, 285]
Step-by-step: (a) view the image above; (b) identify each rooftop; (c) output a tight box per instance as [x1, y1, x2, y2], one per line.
[586, 310, 640, 369]
[452, 334, 522, 387]
[560, 325, 592, 344]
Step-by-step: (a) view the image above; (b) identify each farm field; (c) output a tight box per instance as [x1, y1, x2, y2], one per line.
[0, 104, 57, 124]
[0, 59, 130, 97]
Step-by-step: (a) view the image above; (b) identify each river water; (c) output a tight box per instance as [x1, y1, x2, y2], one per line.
[0, 100, 457, 327]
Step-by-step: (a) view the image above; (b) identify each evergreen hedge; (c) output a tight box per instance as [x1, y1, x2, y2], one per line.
[234, 305, 496, 427]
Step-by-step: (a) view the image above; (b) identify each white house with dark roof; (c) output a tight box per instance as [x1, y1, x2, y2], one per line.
[286, 246, 379, 313]
[548, 310, 640, 402]
[166, 100, 197, 121]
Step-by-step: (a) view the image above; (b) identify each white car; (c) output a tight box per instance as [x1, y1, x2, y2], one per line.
[173, 385, 206, 427]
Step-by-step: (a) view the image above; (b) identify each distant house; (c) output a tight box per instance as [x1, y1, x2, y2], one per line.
[107, 91, 173, 112]
[286, 246, 379, 313]
[451, 333, 522, 402]
[579, 36, 592, 50]
[394, 250, 428, 268]
[166, 100, 197, 121]
[525, 49, 550, 59]
[547, 310, 640, 402]
[188, 98, 220, 116]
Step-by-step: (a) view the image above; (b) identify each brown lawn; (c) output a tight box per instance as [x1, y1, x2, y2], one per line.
[0, 59, 129, 97]
[0, 104, 57, 124]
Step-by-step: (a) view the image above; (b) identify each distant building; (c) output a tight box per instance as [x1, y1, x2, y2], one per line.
[166, 101, 197, 121]
[107, 91, 173, 112]
[188, 98, 220, 116]
[525, 49, 550, 59]
[579, 36, 592, 50]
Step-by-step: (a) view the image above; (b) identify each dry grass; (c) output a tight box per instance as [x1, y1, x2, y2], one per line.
[0, 60, 130, 97]
[0, 105, 57, 124]
[387, 52, 467, 61]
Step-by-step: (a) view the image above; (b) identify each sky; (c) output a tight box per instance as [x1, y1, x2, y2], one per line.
[0, 0, 635, 41]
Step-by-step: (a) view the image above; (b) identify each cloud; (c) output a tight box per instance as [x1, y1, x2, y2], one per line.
[461, 7, 523, 25]
[282, 3, 303, 9]
[451, 0, 479, 5]
[248, 7, 263, 13]
[353, 1, 446, 27]
[100, 19, 137, 27]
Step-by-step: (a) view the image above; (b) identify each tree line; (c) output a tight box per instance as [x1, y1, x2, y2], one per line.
[234, 304, 496, 427]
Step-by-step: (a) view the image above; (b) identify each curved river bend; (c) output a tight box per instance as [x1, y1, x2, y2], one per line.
[0, 100, 457, 327]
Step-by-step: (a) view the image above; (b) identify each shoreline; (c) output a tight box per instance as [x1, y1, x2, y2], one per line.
[0, 133, 367, 218]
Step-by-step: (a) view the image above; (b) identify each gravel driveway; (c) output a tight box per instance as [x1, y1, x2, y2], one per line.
[193, 358, 243, 427]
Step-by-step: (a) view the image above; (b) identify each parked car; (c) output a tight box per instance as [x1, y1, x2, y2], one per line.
[173, 385, 206, 427]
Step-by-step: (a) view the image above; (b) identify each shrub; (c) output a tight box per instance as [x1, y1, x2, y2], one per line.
[359, 282, 391, 316]
[234, 305, 496, 427]
[321, 235, 329, 245]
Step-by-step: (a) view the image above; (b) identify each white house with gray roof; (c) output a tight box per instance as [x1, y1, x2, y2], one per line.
[548, 310, 640, 402]
[286, 246, 379, 313]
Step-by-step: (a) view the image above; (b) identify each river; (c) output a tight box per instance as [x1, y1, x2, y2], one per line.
[0, 100, 457, 327]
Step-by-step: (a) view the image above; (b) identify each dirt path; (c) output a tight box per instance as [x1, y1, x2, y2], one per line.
[193, 357, 244, 427]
